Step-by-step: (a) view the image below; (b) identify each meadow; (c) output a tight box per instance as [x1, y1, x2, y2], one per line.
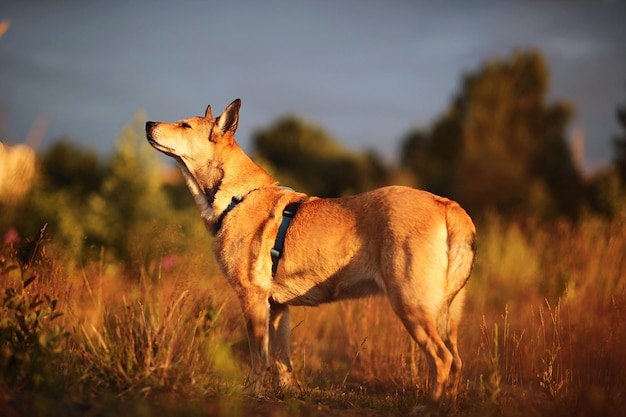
[1, 209, 625, 416]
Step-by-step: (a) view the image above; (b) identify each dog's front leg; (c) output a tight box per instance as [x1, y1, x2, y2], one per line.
[269, 300, 293, 391]
[241, 294, 271, 395]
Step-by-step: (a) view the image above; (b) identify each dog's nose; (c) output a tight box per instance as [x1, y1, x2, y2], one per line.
[146, 121, 156, 131]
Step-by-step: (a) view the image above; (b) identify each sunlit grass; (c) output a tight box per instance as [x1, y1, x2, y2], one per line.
[1, 214, 625, 416]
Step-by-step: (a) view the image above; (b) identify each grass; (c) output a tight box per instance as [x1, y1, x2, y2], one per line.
[1, 213, 626, 416]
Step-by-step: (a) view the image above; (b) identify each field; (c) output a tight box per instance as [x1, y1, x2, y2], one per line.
[1, 213, 625, 416]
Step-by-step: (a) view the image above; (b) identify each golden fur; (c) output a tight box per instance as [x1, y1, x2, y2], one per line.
[145, 99, 477, 408]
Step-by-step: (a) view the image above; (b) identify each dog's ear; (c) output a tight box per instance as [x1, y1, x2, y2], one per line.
[217, 99, 241, 134]
[204, 105, 213, 119]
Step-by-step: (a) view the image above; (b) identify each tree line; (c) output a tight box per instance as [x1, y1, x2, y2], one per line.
[2, 49, 626, 267]
[255, 50, 626, 220]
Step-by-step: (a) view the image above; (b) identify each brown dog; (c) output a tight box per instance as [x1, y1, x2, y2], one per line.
[145, 99, 476, 407]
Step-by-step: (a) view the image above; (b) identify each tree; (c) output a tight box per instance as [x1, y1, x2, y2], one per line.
[40, 139, 104, 197]
[253, 115, 390, 197]
[87, 111, 176, 267]
[588, 90, 626, 218]
[401, 111, 462, 194]
[400, 50, 583, 218]
[7, 113, 187, 268]
[613, 93, 626, 184]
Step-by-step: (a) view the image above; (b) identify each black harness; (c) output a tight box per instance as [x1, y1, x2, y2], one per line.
[215, 191, 303, 277]
[214, 195, 243, 233]
[270, 201, 302, 277]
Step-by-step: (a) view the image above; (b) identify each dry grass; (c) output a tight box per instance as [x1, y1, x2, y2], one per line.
[1, 214, 626, 416]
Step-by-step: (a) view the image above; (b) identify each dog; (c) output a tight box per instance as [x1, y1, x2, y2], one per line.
[145, 99, 476, 408]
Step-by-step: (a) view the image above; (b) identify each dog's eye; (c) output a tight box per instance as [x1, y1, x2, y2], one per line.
[180, 122, 192, 129]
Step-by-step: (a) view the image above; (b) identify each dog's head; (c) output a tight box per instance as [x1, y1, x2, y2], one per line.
[145, 98, 241, 164]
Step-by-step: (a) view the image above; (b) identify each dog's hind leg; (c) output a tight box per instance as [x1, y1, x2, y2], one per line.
[443, 288, 465, 405]
[240, 294, 271, 395]
[388, 290, 453, 406]
[269, 300, 294, 391]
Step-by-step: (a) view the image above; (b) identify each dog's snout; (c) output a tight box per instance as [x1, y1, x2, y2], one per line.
[146, 121, 157, 131]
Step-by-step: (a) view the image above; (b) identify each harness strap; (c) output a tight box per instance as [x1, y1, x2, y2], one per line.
[214, 196, 243, 234]
[270, 201, 302, 277]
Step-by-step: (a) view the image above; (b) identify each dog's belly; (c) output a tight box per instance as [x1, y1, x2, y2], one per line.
[270, 269, 385, 306]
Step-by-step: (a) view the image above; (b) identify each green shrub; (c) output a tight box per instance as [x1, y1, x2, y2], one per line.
[0, 268, 68, 391]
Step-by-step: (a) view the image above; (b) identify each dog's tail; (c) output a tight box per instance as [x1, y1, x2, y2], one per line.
[444, 201, 477, 307]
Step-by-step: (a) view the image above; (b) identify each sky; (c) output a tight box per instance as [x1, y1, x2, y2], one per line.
[1, 0, 625, 171]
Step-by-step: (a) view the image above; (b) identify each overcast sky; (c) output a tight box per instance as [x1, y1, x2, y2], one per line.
[1, 0, 625, 171]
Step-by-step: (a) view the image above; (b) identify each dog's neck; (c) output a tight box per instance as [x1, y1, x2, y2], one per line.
[178, 146, 276, 234]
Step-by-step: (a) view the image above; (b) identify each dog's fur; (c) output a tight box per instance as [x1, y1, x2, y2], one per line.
[145, 99, 476, 407]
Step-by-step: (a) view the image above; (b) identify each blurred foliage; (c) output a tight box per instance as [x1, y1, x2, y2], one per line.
[585, 91, 626, 218]
[252, 115, 394, 197]
[89, 111, 175, 267]
[587, 166, 625, 218]
[0, 230, 68, 392]
[1, 113, 202, 272]
[401, 50, 586, 218]
[40, 139, 104, 196]
[613, 94, 626, 184]
[0, 142, 36, 205]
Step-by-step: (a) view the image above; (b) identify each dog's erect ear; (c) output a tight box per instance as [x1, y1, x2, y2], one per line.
[204, 105, 213, 119]
[217, 99, 241, 134]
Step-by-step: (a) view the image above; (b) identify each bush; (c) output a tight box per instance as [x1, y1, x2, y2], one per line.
[0, 235, 68, 392]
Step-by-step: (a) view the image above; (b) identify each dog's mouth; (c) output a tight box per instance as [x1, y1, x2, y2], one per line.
[146, 135, 179, 159]
[146, 136, 160, 148]
[150, 141, 178, 157]
[146, 135, 163, 150]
